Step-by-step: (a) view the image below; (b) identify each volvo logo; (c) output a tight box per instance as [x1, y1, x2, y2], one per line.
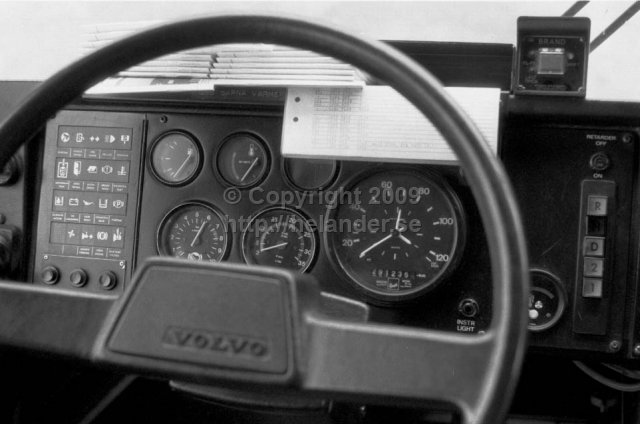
[162, 326, 269, 359]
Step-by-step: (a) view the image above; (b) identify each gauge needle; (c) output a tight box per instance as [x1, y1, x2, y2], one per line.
[261, 242, 288, 252]
[399, 234, 412, 245]
[240, 157, 259, 182]
[395, 207, 402, 230]
[359, 234, 392, 258]
[190, 221, 207, 247]
[173, 148, 193, 179]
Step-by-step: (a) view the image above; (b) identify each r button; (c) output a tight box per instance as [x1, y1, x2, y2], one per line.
[587, 196, 608, 216]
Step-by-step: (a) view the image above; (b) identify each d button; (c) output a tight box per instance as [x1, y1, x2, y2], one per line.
[583, 237, 605, 257]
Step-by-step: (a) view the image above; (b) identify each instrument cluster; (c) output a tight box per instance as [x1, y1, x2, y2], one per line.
[140, 113, 470, 306]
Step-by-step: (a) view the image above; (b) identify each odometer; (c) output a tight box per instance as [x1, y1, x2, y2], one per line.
[329, 170, 465, 302]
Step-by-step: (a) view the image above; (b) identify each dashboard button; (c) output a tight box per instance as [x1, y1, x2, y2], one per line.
[589, 152, 610, 171]
[458, 299, 480, 318]
[98, 271, 117, 290]
[41, 266, 59, 285]
[69, 269, 88, 287]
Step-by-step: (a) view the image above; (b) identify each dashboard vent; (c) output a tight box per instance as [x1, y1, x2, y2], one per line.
[82, 21, 367, 90]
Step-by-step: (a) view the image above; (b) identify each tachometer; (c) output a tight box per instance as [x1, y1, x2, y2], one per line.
[242, 207, 317, 272]
[328, 170, 465, 302]
[158, 202, 229, 262]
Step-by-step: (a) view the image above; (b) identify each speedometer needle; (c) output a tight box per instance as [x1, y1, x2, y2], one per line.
[359, 234, 392, 258]
[240, 157, 259, 182]
[261, 242, 288, 252]
[190, 221, 207, 247]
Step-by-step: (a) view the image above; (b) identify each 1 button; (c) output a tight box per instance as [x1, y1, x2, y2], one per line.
[584, 257, 604, 277]
[583, 237, 605, 257]
[587, 196, 608, 216]
[582, 278, 603, 298]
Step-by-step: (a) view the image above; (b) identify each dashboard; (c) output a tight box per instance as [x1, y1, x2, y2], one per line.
[5, 65, 636, 361]
[32, 107, 492, 333]
[2, 33, 640, 422]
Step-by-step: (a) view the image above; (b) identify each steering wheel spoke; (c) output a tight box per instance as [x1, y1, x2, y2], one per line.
[304, 315, 498, 422]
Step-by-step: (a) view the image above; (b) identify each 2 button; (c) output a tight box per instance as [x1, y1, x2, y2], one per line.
[583, 257, 604, 278]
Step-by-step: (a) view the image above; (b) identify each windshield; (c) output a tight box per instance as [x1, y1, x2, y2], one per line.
[0, 1, 638, 100]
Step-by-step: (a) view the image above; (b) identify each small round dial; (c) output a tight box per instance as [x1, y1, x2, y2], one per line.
[528, 270, 566, 332]
[329, 170, 465, 302]
[216, 134, 269, 188]
[150, 132, 201, 185]
[243, 208, 317, 272]
[158, 203, 228, 262]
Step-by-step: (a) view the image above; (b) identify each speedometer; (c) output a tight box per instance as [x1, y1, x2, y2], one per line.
[328, 170, 465, 302]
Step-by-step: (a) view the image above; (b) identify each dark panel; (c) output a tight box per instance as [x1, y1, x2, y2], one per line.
[386, 41, 514, 90]
[502, 123, 636, 356]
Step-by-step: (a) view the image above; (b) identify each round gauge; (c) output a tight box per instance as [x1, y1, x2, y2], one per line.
[216, 134, 269, 188]
[328, 170, 465, 302]
[243, 207, 317, 272]
[158, 202, 228, 262]
[528, 269, 566, 332]
[284, 157, 338, 191]
[150, 132, 201, 185]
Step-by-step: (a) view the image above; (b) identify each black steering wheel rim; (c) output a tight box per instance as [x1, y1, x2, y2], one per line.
[0, 14, 529, 424]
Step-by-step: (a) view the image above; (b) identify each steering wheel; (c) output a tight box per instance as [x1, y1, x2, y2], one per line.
[0, 14, 528, 424]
